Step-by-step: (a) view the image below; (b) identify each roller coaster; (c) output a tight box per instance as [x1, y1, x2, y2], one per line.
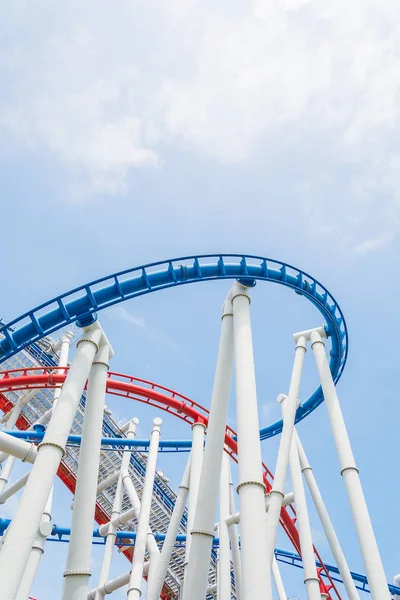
[0, 254, 396, 599]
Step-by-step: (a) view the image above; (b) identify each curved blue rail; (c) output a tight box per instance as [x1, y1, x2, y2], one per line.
[0, 254, 348, 439]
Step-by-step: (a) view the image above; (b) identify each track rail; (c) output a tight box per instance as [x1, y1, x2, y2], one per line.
[0, 367, 341, 599]
[0, 254, 348, 439]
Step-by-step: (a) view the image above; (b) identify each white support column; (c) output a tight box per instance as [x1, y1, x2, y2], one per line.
[287, 432, 320, 600]
[272, 557, 287, 600]
[95, 418, 139, 600]
[295, 430, 360, 600]
[0, 456, 16, 495]
[228, 467, 241, 600]
[218, 450, 231, 600]
[310, 329, 390, 600]
[62, 341, 111, 600]
[121, 470, 160, 586]
[15, 489, 53, 600]
[147, 455, 191, 600]
[0, 322, 102, 599]
[231, 281, 270, 600]
[0, 470, 30, 504]
[265, 334, 307, 567]
[183, 420, 205, 585]
[35, 334, 72, 427]
[127, 418, 162, 600]
[181, 294, 234, 600]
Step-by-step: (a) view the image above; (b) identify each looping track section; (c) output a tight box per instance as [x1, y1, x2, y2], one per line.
[0, 254, 348, 439]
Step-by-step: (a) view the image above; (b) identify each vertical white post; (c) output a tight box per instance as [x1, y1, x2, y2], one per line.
[231, 281, 270, 600]
[310, 329, 390, 600]
[62, 341, 111, 600]
[287, 433, 320, 600]
[127, 418, 162, 600]
[95, 418, 139, 600]
[15, 489, 53, 600]
[183, 420, 205, 585]
[228, 468, 241, 600]
[147, 455, 191, 600]
[218, 451, 231, 600]
[295, 430, 360, 600]
[181, 295, 234, 600]
[0, 323, 102, 598]
[121, 471, 160, 586]
[34, 333, 72, 427]
[272, 557, 287, 600]
[15, 333, 74, 597]
[265, 335, 307, 566]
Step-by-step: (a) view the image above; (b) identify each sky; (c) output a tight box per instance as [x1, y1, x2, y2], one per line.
[1, 1, 400, 598]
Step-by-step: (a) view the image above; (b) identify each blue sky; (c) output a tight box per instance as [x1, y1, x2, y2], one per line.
[1, 1, 400, 598]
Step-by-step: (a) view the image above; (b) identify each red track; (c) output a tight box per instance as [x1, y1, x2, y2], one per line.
[0, 367, 339, 599]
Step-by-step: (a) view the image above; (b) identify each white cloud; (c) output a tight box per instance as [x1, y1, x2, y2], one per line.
[113, 306, 180, 352]
[1, 0, 400, 249]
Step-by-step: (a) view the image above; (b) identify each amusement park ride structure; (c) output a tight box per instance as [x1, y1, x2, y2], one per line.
[0, 253, 397, 600]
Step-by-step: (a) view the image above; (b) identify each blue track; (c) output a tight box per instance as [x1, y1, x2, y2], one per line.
[0, 518, 396, 596]
[0, 254, 348, 439]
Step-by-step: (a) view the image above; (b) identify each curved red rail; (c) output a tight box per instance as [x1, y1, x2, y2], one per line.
[0, 367, 339, 599]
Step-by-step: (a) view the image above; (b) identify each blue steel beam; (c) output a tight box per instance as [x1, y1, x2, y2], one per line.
[3, 429, 193, 451]
[0, 254, 348, 439]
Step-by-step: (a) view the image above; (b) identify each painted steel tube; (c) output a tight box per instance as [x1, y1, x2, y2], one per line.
[0, 323, 102, 599]
[311, 329, 391, 600]
[95, 419, 138, 600]
[218, 450, 232, 600]
[272, 557, 287, 600]
[181, 296, 234, 600]
[265, 335, 307, 567]
[63, 342, 111, 600]
[16, 488, 53, 600]
[127, 418, 162, 600]
[0, 456, 16, 495]
[295, 430, 360, 600]
[34, 335, 71, 427]
[0, 470, 30, 504]
[288, 435, 320, 600]
[0, 431, 37, 464]
[183, 421, 205, 584]
[228, 467, 241, 600]
[146, 455, 191, 600]
[232, 282, 270, 600]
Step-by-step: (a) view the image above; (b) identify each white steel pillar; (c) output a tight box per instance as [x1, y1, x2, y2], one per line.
[181, 294, 234, 600]
[310, 329, 390, 600]
[183, 420, 205, 584]
[218, 450, 231, 600]
[0, 322, 102, 599]
[15, 489, 53, 600]
[147, 455, 191, 600]
[95, 418, 139, 600]
[286, 430, 320, 600]
[295, 430, 360, 600]
[62, 341, 111, 600]
[127, 418, 162, 600]
[272, 557, 287, 600]
[228, 466, 241, 600]
[265, 334, 307, 566]
[0, 456, 16, 495]
[35, 333, 72, 427]
[231, 281, 270, 600]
